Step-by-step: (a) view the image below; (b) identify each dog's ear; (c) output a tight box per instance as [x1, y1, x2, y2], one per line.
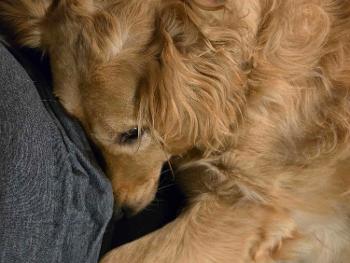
[190, 0, 226, 10]
[0, 0, 50, 48]
[140, 0, 245, 153]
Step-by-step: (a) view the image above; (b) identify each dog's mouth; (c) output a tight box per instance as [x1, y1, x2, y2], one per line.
[114, 163, 186, 219]
[117, 179, 159, 216]
[120, 172, 185, 221]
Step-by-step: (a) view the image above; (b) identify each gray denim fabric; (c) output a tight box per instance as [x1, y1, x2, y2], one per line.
[0, 42, 114, 263]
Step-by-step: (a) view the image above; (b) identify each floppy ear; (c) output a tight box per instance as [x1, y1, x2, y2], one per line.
[190, 0, 226, 10]
[140, 0, 245, 153]
[0, 0, 50, 48]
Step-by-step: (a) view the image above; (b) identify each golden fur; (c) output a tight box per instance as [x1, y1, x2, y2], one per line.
[1, 0, 350, 262]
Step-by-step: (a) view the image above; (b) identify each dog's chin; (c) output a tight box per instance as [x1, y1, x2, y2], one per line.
[122, 193, 157, 218]
[113, 178, 159, 218]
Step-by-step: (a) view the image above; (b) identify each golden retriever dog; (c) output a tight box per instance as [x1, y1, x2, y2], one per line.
[1, 0, 350, 262]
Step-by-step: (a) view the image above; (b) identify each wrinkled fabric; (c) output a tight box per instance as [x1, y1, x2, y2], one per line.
[0, 42, 114, 263]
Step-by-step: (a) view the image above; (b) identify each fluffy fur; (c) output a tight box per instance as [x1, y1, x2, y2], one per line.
[1, 0, 350, 262]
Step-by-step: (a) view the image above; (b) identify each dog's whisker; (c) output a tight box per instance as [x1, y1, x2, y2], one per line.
[159, 169, 172, 176]
[158, 183, 176, 192]
[167, 159, 175, 179]
[151, 198, 166, 209]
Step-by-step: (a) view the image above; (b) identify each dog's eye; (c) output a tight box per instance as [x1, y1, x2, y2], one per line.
[119, 127, 143, 145]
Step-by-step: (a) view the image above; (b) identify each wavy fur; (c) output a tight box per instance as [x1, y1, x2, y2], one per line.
[1, 0, 350, 262]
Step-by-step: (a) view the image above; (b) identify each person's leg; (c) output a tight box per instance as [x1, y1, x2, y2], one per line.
[0, 38, 187, 262]
[0, 42, 113, 263]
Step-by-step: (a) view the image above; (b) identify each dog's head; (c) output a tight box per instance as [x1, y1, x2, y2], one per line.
[0, 0, 246, 213]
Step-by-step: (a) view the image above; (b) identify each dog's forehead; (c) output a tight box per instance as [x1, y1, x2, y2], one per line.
[84, 1, 156, 58]
[84, 80, 138, 135]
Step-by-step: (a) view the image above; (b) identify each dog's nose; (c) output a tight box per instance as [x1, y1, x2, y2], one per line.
[112, 204, 135, 219]
[112, 204, 124, 220]
[121, 206, 135, 218]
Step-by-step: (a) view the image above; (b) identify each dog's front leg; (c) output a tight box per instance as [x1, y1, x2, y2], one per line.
[100, 194, 299, 263]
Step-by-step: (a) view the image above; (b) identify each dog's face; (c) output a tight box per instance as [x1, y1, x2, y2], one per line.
[76, 63, 167, 213]
[46, 0, 168, 213]
[1, 0, 244, 214]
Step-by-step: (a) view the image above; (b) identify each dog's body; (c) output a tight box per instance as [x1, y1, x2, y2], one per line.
[1, 0, 350, 262]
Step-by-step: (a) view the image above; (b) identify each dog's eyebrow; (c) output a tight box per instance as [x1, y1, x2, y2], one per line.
[89, 132, 116, 143]
[98, 117, 141, 139]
